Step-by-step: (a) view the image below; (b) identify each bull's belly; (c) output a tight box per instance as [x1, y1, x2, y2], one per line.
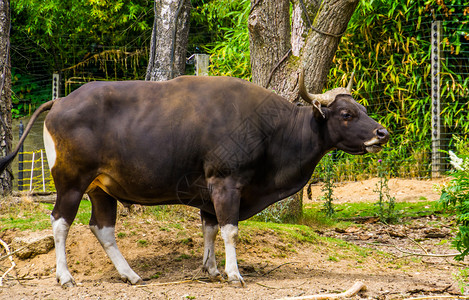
[86, 173, 214, 210]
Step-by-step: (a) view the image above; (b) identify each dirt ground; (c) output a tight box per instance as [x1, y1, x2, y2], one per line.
[0, 178, 465, 299]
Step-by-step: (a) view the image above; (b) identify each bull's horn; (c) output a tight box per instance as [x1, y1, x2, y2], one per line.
[346, 71, 355, 93]
[298, 70, 335, 106]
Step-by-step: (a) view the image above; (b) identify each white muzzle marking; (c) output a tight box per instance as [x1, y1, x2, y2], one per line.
[364, 137, 383, 153]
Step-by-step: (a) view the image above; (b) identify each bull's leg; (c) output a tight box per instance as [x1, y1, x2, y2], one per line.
[87, 187, 142, 284]
[208, 176, 245, 286]
[200, 211, 220, 279]
[51, 189, 84, 287]
[220, 223, 243, 285]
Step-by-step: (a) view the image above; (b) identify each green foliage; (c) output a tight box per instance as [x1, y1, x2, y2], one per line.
[12, 0, 152, 70]
[440, 137, 469, 260]
[11, 69, 50, 118]
[194, 0, 251, 79]
[11, 0, 152, 117]
[325, 0, 468, 179]
[320, 154, 336, 217]
[374, 159, 398, 223]
[454, 267, 469, 294]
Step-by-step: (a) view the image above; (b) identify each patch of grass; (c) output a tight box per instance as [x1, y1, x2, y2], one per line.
[180, 237, 193, 245]
[241, 220, 318, 244]
[302, 200, 447, 226]
[0, 197, 91, 231]
[170, 223, 183, 230]
[328, 255, 339, 262]
[137, 239, 148, 247]
[74, 200, 92, 224]
[300, 205, 340, 228]
[175, 253, 191, 261]
[145, 205, 199, 223]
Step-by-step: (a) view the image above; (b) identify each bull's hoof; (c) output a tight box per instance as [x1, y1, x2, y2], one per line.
[227, 279, 246, 288]
[122, 275, 143, 285]
[226, 274, 246, 288]
[57, 273, 76, 288]
[59, 278, 76, 288]
[132, 278, 146, 286]
[208, 273, 223, 282]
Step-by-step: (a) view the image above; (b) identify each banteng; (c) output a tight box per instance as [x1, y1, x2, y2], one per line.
[0, 72, 389, 287]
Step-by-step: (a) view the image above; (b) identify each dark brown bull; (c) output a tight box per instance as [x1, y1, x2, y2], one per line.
[0, 72, 389, 287]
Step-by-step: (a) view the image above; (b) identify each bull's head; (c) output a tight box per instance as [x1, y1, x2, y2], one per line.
[299, 70, 389, 154]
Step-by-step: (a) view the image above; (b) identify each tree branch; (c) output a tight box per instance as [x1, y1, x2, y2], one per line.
[276, 281, 366, 300]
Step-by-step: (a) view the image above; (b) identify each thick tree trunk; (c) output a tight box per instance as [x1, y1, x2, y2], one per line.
[248, 0, 291, 88]
[146, 0, 191, 81]
[0, 0, 12, 194]
[248, 0, 359, 221]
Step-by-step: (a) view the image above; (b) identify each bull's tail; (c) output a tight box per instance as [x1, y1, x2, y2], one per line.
[0, 99, 56, 174]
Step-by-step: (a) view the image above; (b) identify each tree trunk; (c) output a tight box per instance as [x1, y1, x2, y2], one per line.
[0, 0, 12, 195]
[146, 0, 191, 81]
[248, 0, 359, 221]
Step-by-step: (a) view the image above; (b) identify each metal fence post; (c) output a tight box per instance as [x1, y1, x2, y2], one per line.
[52, 73, 61, 99]
[431, 20, 442, 177]
[18, 121, 24, 191]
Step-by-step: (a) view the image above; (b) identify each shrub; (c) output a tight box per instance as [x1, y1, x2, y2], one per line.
[440, 137, 469, 260]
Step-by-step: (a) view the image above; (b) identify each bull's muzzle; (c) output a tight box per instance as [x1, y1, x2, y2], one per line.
[364, 128, 390, 153]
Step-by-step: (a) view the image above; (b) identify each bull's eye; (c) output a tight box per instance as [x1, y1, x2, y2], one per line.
[341, 111, 353, 120]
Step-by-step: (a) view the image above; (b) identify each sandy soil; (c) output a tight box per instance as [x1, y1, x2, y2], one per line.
[0, 178, 464, 299]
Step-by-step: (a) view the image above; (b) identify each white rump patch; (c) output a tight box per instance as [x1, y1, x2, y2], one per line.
[43, 124, 57, 170]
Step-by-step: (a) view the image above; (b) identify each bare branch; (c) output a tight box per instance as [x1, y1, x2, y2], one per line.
[276, 281, 366, 300]
[0, 238, 16, 286]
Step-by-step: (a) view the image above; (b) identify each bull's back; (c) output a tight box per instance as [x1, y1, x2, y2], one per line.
[44, 76, 288, 203]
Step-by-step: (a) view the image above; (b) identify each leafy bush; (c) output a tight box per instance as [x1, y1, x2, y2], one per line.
[320, 154, 337, 217]
[194, 0, 251, 80]
[440, 136, 469, 260]
[11, 69, 50, 118]
[374, 159, 398, 223]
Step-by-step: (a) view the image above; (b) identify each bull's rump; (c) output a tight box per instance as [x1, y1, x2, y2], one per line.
[44, 76, 286, 207]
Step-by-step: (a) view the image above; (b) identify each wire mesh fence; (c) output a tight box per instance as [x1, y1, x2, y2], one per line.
[15, 149, 53, 192]
[316, 8, 468, 182]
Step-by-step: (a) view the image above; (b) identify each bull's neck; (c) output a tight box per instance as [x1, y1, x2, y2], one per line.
[272, 107, 331, 193]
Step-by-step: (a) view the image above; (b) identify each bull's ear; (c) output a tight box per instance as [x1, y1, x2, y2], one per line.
[312, 99, 325, 119]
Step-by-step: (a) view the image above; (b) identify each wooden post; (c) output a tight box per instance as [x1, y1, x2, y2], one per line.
[194, 54, 209, 76]
[431, 20, 442, 178]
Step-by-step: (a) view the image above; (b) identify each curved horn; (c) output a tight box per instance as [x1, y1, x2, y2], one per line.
[299, 70, 335, 106]
[298, 70, 315, 105]
[346, 71, 355, 93]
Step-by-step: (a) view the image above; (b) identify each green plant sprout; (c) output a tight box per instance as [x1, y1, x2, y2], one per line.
[321, 154, 336, 217]
[374, 159, 397, 223]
